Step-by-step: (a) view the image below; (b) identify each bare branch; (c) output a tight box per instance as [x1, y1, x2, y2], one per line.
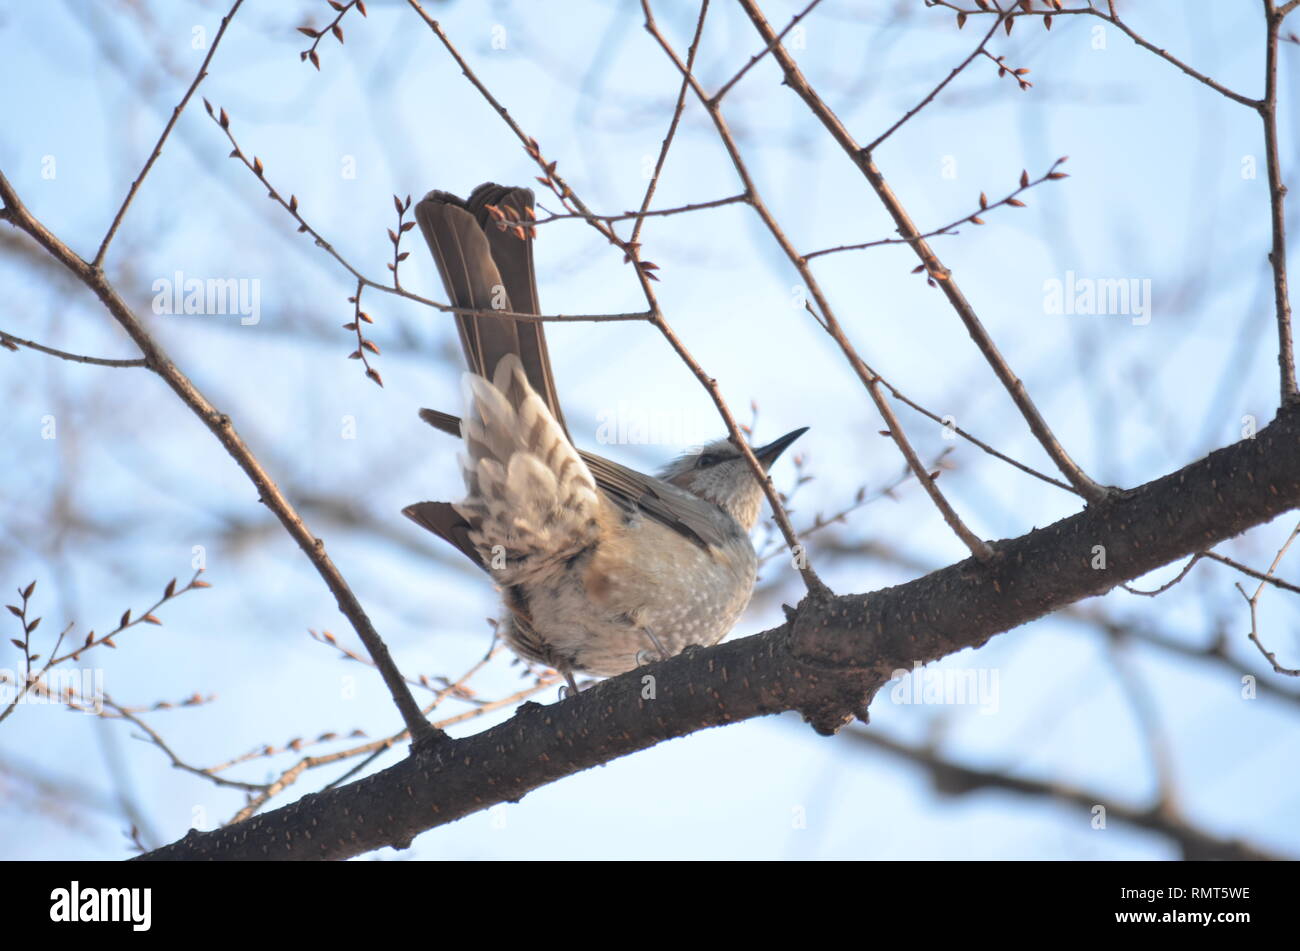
[94, 0, 247, 268]
[0, 328, 148, 368]
[0, 169, 437, 744]
[736, 0, 1110, 504]
[861, 8, 1005, 155]
[1, 572, 209, 727]
[296, 0, 368, 71]
[645, 0, 994, 562]
[710, 0, 824, 105]
[928, 0, 1257, 107]
[1234, 519, 1300, 675]
[804, 159, 1068, 261]
[1261, 0, 1298, 403]
[535, 193, 749, 228]
[630, 1, 713, 250]
[1204, 551, 1300, 595]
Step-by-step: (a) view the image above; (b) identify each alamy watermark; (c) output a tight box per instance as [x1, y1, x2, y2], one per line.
[0, 667, 103, 714]
[594, 401, 715, 447]
[889, 662, 1000, 715]
[1043, 270, 1151, 325]
[152, 271, 261, 325]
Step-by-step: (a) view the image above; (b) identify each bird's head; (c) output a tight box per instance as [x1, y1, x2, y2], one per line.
[658, 428, 808, 530]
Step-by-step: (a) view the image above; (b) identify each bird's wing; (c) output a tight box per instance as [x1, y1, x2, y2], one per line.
[415, 408, 726, 551]
[417, 407, 462, 437]
[401, 500, 486, 571]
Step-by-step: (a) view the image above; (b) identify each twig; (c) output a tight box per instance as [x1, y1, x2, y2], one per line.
[736, 0, 1110, 504]
[296, 0, 368, 71]
[1123, 553, 1206, 597]
[862, 9, 1005, 155]
[0, 329, 149, 367]
[804, 160, 1069, 261]
[645, 0, 994, 562]
[94, 0, 247, 267]
[1204, 551, 1300, 595]
[1097, 0, 1258, 107]
[344, 280, 382, 386]
[934, 0, 1293, 403]
[877, 375, 1075, 493]
[105, 695, 265, 792]
[757, 449, 949, 567]
[1, 572, 208, 727]
[535, 193, 749, 228]
[198, 105, 655, 326]
[926, 0, 1257, 106]
[977, 48, 1034, 91]
[386, 192, 414, 290]
[1233, 520, 1300, 675]
[1261, 0, 1298, 403]
[710, 0, 825, 105]
[0, 169, 437, 744]
[631, 2, 714, 251]
[204, 727, 367, 775]
[229, 667, 559, 823]
[308, 627, 498, 702]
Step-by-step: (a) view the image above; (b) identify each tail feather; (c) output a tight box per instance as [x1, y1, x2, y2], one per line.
[400, 501, 484, 570]
[414, 186, 569, 439]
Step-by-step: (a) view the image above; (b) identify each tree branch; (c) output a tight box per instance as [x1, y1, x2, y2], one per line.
[1261, 0, 1298, 404]
[93, 0, 247, 268]
[0, 169, 437, 745]
[644, 0, 995, 563]
[737, 0, 1110, 503]
[0, 328, 148, 368]
[136, 401, 1300, 859]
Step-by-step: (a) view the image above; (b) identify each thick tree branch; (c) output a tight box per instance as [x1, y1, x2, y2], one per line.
[137, 402, 1300, 859]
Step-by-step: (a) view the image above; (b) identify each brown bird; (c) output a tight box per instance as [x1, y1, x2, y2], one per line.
[403, 183, 805, 692]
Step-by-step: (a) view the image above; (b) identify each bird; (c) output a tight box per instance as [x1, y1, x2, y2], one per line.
[403, 183, 806, 693]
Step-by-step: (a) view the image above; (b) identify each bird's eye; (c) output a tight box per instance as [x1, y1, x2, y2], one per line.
[697, 453, 720, 468]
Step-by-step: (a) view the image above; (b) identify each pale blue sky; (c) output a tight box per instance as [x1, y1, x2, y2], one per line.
[1, 0, 1296, 859]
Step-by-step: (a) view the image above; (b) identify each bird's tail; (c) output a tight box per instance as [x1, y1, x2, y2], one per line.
[413, 184, 568, 439]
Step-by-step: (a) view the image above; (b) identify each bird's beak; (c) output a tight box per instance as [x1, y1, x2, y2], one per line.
[753, 427, 808, 468]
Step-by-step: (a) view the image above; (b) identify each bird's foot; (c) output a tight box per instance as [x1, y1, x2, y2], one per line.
[639, 627, 672, 664]
[557, 665, 589, 699]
